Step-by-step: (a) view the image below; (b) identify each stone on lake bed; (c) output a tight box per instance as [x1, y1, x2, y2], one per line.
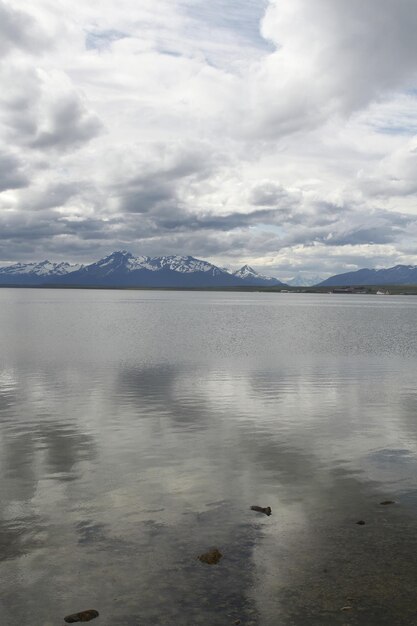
[250, 505, 272, 516]
[64, 609, 99, 623]
[198, 548, 223, 564]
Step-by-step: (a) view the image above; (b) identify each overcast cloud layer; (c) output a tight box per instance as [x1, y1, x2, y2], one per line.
[1, 0, 417, 279]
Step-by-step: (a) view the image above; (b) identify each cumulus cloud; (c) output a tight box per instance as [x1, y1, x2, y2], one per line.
[30, 92, 102, 151]
[358, 135, 417, 199]
[0, 151, 29, 192]
[114, 142, 221, 214]
[253, 0, 417, 135]
[0, 0, 49, 57]
[0, 67, 103, 151]
[1, 0, 417, 274]
[249, 181, 300, 209]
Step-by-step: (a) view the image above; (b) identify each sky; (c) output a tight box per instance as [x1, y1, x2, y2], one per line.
[1, 0, 417, 280]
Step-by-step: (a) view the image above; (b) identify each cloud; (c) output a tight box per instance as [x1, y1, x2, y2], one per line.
[249, 181, 301, 212]
[0, 0, 417, 274]
[256, 0, 417, 126]
[0, 65, 103, 153]
[85, 29, 127, 51]
[0, 0, 49, 57]
[30, 91, 103, 151]
[216, 0, 417, 143]
[0, 151, 29, 192]
[16, 180, 92, 211]
[358, 135, 417, 198]
[114, 141, 226, 213]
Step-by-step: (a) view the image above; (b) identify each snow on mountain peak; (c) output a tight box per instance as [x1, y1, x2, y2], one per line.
[237, 264, 256, 275]
[154, 255, 221, 274]
[233, 264, 275, 281]
[103, 250, 133, 261]
[123, 254, 222, 274]
[0, 260, 82, 276]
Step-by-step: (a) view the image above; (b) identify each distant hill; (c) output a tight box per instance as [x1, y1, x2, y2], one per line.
[286, 273, 325, 287]
[0, 251, 287, 288]
[318, 265, 417, 287]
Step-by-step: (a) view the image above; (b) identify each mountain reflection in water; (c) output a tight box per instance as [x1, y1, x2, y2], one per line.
[0, 290, 417, 625]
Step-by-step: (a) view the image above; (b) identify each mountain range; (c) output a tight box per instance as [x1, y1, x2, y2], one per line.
[317, 265, 417, 287]
[0, 251, 286, 288]
[1, 252, 417, 288]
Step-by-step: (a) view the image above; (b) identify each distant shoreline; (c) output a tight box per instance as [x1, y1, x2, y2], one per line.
[1, 284, 417, 294]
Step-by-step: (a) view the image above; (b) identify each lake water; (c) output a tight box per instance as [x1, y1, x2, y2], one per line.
[1, 289, 417, 625]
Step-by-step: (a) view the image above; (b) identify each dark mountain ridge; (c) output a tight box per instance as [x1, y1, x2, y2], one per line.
[317, 265, 417, 287]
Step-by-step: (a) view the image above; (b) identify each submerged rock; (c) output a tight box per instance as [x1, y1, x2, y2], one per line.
[250, 505, 272, 516]
[198, 548, 223, 565]
[64, 609, 99, 623]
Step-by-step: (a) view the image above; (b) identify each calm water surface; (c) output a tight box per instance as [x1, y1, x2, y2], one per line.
[1, 290, 417, 625]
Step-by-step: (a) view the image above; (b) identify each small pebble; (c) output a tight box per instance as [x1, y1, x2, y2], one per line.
[198, 548, 223, 565]
[250, 506, 271, 516]
[64, 609, 99, 623]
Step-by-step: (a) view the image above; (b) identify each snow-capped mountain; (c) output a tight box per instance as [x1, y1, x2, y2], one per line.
[59, 251, 238, 287]
[0, 251, 286, 288]
[0, 260, 83, 284]
[233, 265, 284, 285]
[0, 260, 83, 276]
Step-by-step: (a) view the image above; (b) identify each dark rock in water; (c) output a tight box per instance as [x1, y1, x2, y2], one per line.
[198, 547, 223, 565]
[250, 505, 272, 516]
[380, 500, 395, 505]
[356, 520, 366, 525]
[64, 609, 99, 623]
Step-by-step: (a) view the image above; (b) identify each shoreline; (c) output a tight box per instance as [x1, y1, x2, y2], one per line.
[0, 284, 417, 294]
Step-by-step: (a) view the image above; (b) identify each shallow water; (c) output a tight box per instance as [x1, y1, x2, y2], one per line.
[1, 289, 417, 625]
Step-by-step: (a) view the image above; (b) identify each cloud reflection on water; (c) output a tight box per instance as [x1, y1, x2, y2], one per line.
[0, 295, 417, 623]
